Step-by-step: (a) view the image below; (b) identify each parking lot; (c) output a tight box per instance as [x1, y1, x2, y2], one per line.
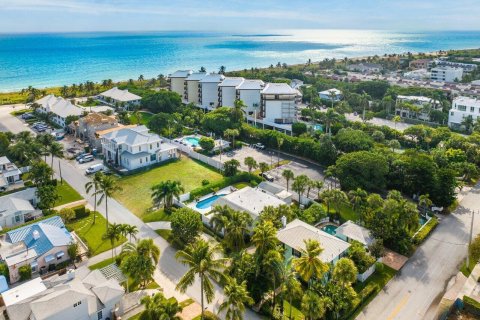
[212, 145, 334, 195]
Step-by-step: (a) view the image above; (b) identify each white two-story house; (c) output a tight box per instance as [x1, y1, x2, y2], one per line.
[36, 95, 84, 128]
[100, 125, 178, 171]
[448, 96, 480, 129]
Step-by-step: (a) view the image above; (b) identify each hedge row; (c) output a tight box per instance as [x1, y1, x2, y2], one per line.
[463, 295, 480, 316]
[70, 205, 89, 219]
[346, 283, 379, 320]
[189, 172, 262, 200]
[413, 217, 439, 245]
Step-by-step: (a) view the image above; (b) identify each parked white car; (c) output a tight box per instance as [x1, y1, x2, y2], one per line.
[85, 163, 104, 175]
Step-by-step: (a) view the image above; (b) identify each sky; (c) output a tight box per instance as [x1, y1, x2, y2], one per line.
[0, 0, 479, 33]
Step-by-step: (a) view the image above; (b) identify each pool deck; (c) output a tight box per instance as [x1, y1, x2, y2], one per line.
[186, 186, 234, 215]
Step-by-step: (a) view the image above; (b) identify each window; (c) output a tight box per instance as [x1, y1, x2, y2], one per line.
[73, 301, 82, 307]
[150, 154, 157, 161]
[15, 215, 21, 223]
[97, 310, 103, 320]
[139, 146, 141, 152]
[471, 107, 475, 112]
[157, 142, 159, 148]
[140, 158, 143, 164]
[146, 157, 148, 162]
[451, 111, 454, 116]
[292, 248, 301, 258]
[458, 105, 467, 112]
[150, 144, 152, 150]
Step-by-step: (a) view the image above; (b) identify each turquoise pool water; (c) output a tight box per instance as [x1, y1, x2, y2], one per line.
[322, 225, 338, 236]
[419, 216, 428, 226]
[184, 136, 200, 147]
[196, 194, 225, 210]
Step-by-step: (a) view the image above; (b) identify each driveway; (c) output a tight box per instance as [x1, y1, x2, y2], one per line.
[49, 155, 260, 319]
[357, 183, 480, 320]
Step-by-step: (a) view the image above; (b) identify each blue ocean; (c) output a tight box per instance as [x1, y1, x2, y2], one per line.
[0, 29, 479, 92]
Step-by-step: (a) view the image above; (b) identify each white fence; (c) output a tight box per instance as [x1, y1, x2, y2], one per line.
[357, 263, 376, 282]
[164, 138, 225, 171]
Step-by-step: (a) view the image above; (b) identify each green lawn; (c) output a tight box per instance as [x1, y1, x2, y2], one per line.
[322, 202, 359, 222]
[55, 181, 83, 206]
[89, 257, 116, 270]
[114, 157, 223, 217]
[232, 182, 251, 189]
[130, 111, 154, 125]
[155, 229, 172, 242]
[460, 254, 477, 277]
[66, 212, 127, 256]
[283, 300, 304, 319]
[142, 209, 170, 223]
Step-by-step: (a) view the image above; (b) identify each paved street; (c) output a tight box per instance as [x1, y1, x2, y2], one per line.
[357, 183, 480, 320]
[0, 104, 34, 134]
[50, 156, 260, 319]
[344, 113, 413, 132]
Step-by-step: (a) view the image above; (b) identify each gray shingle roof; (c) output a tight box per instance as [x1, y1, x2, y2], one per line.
[101, 125, 162, 146]
[219, 77, 245, 87]
[169, 70, 193, 78]
[335, 220, 374, 246]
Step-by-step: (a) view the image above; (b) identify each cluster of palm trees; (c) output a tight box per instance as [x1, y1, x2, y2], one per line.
[281, 169, 324, 202]
[151, 180, 185, 210]
[85, 171, 123, 227]
[103, 223, 139, 258]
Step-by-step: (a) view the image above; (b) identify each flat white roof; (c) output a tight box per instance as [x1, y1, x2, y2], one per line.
[199, 74, 225, 83]
[169, 70, 193, 78]
[3, 277, 47, 306]
[185, 72, 208, 81]
[453, 96, 480, 107]
[397, 95, 440, 104]
[262, 83, 298, 95]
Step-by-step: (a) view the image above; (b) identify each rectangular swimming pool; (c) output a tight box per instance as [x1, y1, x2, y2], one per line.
[195, 194, 225, 210]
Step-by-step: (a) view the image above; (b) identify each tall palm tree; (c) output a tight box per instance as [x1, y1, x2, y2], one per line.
[293, 239, 329, 287]
[301, 290, 328, 320]
[313, 181, 324, 200]
[223, 210, 252, 251]
[418, 194, 432, 217]
[35, 134, 55, 162]
[251, 221, 278, 263]
[244, 157, 257, 174]
[348, 188, 367, 213]
[151, 180, 185, 210]
[48, 142, 64, 182]
[103, 223, 123, 258]
[96, 175, 123, 228]
[277, 259, 302, 320]
[123, 224, 139, 242]
[282, 169, 294, 191]
[276, 136, 284, 166]
[122, 238, 160, 265]
[322, 108, 340, 136]
[139, 292, 182, 320]
[219, 277, 253, 320]
[85, 172, 104, 224]
[176, 239, 226, 320]
[292, 174, 310, 203]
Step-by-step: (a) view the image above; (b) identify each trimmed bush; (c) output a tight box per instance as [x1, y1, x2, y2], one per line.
[19, 265, 32, 281]
[413, 217, 439, 245]
[71, 205, 88, 219]
[0, 263, 9, 282]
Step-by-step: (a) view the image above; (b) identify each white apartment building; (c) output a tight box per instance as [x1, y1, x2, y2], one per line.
[434, 60, 478, 73]
[218, 77, 245, 108]
[0, 156, 22, 190]
[98, 87, 142, 110]
[199, 74, 225, 110]
[236, 79, 265, 116]
[101, 125, 178, 171]
[395, 95, 441, 121]
[169, 70, 192, 102]
[36, 95, 84, 128]
[448, 96, 480, 129]
[184, 72, 208, 105]
[430, 67, 463, 82]
[261, 83, 299, 124]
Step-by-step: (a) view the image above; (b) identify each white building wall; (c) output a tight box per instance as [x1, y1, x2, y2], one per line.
[186, 81, 200, 104]
[238, 89, 262, 115]
[200, 82, 220, 109]
[220, 87, 237, 107]
[431, 68, 463, 82]
[43, 297, 90, 320]
[170, 78, 186, 100]
[263, 100, 296, 123]
[448, 97, 480, 128]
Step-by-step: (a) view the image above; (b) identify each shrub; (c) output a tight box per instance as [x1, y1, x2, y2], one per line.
[299, 202, 327, 224]
[234, 141, 243, 149]
[190, 173, 261, 199]
[201, 179, 210, 186]
[199, 137, 215, 152]
[59, 208, 75, 224]
[0, 263, 9, 282]
[413, 217, 439, 245]
[19, 265, 32, 281]
[170, 208, 202, 247]
[463, 295, 480, 315]
[24, 181, 34, 187]
[71, 205, 88, 219]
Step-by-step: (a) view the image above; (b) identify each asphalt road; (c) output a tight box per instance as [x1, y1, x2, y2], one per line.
[0, 104, 34, 134]
[357, 183, 480, 320]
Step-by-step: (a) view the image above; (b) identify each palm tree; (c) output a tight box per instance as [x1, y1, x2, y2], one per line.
[139, 292, 182, 320]
[322, 108, 340, 136]
[219, 66, 226, 74]
[276, 136, 284, 166]
[151, 180, 185, 210]
[224, 129, 239, 147]
[293, 239, 329, 287]
[348, 188, 367, 212]
[251, 221, 278, 263]
[223, 210, 252, 251]
[393, 115, 402, 137]
[35, 134, 55, 162]
[282, 169, 294, 191]
[199, 66, 206, 72]
[313, 181, 324, 200]
[103, 223, 123, 258]
[123, 224, 139, 242]
[176, 239, 226, 320]
[138, 74, 145, 82]
[219, 277, 253, 320]
[259, 162, 269, 176]
[85, 172, 104, 224]
[122, 238, 160, 265]
[210, 205, 233, 234]
[418, 194, 432, 216]
[332, 257, 357, 288]
[244, 157, 257, 174]
[301, 290, 328, 320]
[96, 175, 123, 228]
[328, 90, 337, 108]
[462, 115, 474, 133]
[292, 174, 309, 203]
[277, 259, 302, 319]
[48, 142, 64, 181]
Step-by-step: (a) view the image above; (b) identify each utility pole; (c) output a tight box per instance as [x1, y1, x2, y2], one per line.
[467, 210, 475, 268]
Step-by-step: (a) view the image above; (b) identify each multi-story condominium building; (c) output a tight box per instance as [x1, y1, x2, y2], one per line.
[448, 96, 480, 129]
[218, 77, 245, 108]
[0, 188, 40, 228]
[236, 79, 265, 116]
[430, 67, 463, 82]
[435, 60, 478, 73]
[98, 87, 142, 110]
[261, 83, 299, 124]
[184, 72, 208, 105]
[0, 216, 73, 283]
[100, 125, 178, 171]
[395, 95, 441, 121]
[409, 59, 432, 69]
[199, 74, 225, 110]
[3, 265, 124, 320]
[169, 70, 192, 102]
[0, 156, 22, 190]
[403, 68, 430, 81]
[36, 95, 84, 128]
[347, 63, 383, 74]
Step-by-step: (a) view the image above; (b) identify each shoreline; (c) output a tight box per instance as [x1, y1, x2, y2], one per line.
[0, 47, 478, 95]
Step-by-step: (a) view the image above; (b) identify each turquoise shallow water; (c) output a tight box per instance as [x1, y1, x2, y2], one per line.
[1, 30, 480, 91]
